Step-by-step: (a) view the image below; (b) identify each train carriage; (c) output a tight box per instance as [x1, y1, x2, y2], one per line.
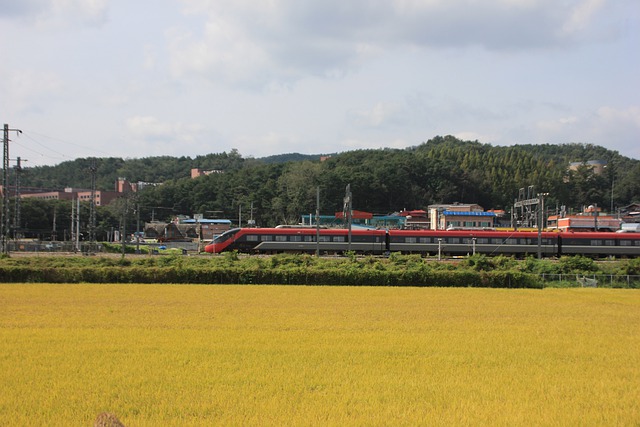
[205, 227, 387, 254]
[387, 229, 560, 257]
[557, 232, 640, 257]
[205, 227, 640, 258]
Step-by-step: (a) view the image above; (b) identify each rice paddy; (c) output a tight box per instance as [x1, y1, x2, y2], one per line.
[1, 284, 639, 426]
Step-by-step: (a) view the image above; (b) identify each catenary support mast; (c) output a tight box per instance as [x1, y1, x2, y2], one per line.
[2, 124, 22, 254]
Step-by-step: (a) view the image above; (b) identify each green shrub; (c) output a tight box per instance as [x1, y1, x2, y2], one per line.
[558, 255, 597, 273]
[464, 254, 494, 271]
[223, 250, 240, 263]
[620, 258, 640, 275]
[493, 255, 518, 270]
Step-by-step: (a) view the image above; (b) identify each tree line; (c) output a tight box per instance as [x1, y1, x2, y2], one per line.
[11, 136, 640, 238]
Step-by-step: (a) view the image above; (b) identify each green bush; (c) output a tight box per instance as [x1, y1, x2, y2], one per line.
[620, 258, 640, 275]
[464, 254, 494, 271]
[558, 255, 597, 273]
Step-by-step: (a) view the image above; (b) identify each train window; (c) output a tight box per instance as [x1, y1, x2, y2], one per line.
[464, 222, 474, 227]
[506, 239, 517, 244]
[290, 235, 302, 242]
[246, 235, 258, 242]
[620, 240, 632, 246]
[318, 236, 330, 242]
[333, 236, 345, 242]
[261, 235, 273, 241]
[304, 236, 314, 242]
[449, 238, 460, 244]
[635, 241, 640, 246]
[419, 237, 430, 243]
[590, 240, 602, 246]
[275, 235, 287, 242]
[604, 240, 615, 246]
[477, 238, 489, 244]
[406, 237, 417, 243]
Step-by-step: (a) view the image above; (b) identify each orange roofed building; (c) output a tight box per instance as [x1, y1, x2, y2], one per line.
[548, 206, 622, 232]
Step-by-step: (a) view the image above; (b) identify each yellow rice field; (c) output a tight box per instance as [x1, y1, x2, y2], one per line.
[1, 284, 639, 426]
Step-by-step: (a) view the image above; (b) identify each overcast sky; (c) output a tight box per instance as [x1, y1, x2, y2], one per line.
[1, 0, 639, 167]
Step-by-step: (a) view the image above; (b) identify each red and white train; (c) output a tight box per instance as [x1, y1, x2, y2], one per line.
[204, 227, 640, 257]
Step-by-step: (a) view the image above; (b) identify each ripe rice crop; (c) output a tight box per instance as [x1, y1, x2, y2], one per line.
[1, 284, 638, 426]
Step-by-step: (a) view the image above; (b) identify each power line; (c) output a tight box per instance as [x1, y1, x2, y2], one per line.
[11, 131, 112, 165]
[18, 133, 69, 158]
[26, 130, 111, 156]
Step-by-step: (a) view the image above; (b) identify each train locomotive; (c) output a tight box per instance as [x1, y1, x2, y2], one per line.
[204, 227, 640, 257]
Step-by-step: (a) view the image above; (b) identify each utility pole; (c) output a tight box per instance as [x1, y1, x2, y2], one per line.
[89, 158, 97, 246]
[75, 197, 80, 252]
[537, 192, 549, 259]
[248, 201, 255, 227]
[2, 124, 22, 254]
[52, 206, 57, 242]
[70, 198, 76, 249]
[344, 184, 352, 252]
[316, 186, 320, 257]
[136, 201, 141, 254]
[13, 157, 26, 239]
[121, 191, 128, 256]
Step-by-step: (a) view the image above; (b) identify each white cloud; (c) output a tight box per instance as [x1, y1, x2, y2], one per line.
[143, 44, 158, 70]
[169, 0, 625, 87]
[348, 102, 403, 128]
[537, 107, 640, 136]
[592, 106, 640, 158]
[537, 116, 580, 132]
[167, 19, 271, 86]
[596, 106, 640, 127]
[0, 68, 62, 114]
[1, 0, 110, 28]
[532, 106, 640, 158]
[126, 116, 204, 144]
[562, 0, 605, 35]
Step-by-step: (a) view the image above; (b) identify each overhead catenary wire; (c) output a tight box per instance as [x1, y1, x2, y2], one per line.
[12, 131, 112, 165]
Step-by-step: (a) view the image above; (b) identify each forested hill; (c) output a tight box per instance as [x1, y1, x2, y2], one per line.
[259, 153, 328, 163]
[15, 136, 640, 227]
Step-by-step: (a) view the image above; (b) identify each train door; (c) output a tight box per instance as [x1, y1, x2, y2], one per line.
[557, 235, 562, 257]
